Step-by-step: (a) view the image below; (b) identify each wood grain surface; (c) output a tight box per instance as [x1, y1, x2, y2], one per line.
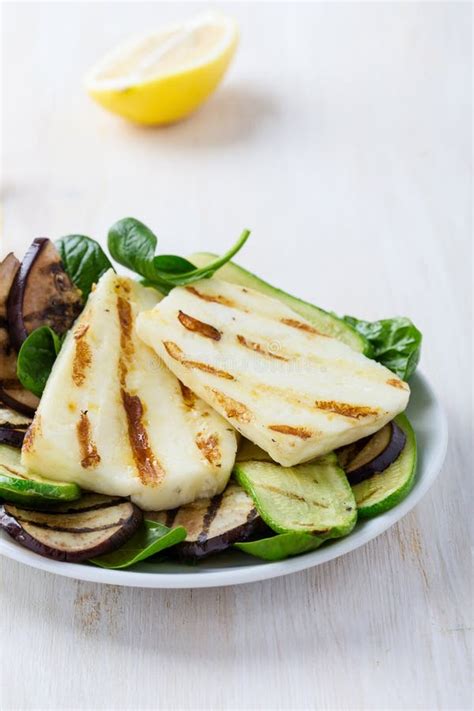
[0, 2, 471, 710]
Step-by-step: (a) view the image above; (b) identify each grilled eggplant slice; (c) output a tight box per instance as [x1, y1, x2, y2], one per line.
[7, 238, 83, 351]
[0, 406, 31, 429]
[0, 253, 40, 415]
[234, 452, 357, 537]
[0, 253, 20, 382]
[0, 494, 142, 562]
[148, 482, 267, 559]
[342, 421, 406, 485]
[137, 278, 410, 467]
[352, 414, 417, 518]
[0, 443, 81, 505]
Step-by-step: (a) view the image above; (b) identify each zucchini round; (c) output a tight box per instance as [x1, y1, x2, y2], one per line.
[0, 444, 81, 505]
[352, 414, 417, 518]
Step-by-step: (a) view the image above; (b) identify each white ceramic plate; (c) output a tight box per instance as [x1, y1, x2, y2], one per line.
[0, 372, 447, 588]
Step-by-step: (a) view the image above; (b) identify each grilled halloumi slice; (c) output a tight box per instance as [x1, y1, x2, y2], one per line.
[21, 271, 237, 510]
[136, 278, 410, 467]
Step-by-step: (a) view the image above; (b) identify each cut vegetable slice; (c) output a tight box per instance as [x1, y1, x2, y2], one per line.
[91, 520, 187, 569]
[234, 453, 357, 537]
[236, 531, 326, 561]
[0, 494, 142, 562]
[344, 420, 406, 484]
[0, 406, 32, 429]
[148, 482, 266, 559]
[0, 443, 81, 505]
[0, 427, 25, 448]
[188, 254, 368, 353]
[352, 414, 417, 518]
[0, 253, 20, 382]
[0, 382, 39, 417]
[7, 238, 83, 350]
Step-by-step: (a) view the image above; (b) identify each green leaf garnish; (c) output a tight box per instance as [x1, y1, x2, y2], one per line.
[90, 520, 187, 569]
[17, 326, 62, 397]
[56, 234, 114, 301]
[343, 315, 422, 380]
[108, 217, 250, 293]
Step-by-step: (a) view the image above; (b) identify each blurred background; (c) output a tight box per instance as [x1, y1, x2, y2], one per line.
[2, 3, 470, 337]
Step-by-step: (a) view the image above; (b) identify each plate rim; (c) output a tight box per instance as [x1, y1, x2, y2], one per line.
[0, 371, 448, 588]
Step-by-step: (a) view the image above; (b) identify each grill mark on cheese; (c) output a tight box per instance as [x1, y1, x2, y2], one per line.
[236, 334, 289, 362]
[177, 311, 221, 340]
[116, 291, 165, 486]
[268, 424, 313, 439]
[77, 411, 101, 468]
[121, 390, 164, 486]
[72, 323, 92, 387]
[163, 341, 235, 380]
[387, 378, 408, 390]
[22, 415, 41, 453]
[208, 388, 252, 423]
[315, 400, 379, 419]
[196, 432, 222, 466]
[178, 381, 196, 408]
[258, 483, 329, 508]
[280, 318, 324, 335]
[186, 286, 236, 308]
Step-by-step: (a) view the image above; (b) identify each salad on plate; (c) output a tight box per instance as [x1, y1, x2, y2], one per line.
[0, 219, 422, 570]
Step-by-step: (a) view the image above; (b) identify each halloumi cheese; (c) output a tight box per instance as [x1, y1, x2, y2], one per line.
[136, 278, 410, 467]
[21, 271, 237, 510]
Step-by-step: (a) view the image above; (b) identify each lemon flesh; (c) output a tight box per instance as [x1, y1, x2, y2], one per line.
[85, 13, 238, 125]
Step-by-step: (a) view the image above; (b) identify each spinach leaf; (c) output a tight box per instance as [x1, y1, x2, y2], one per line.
[235, 531, 326, 561]
[343, 316, 422, 380]
[17, 326, 62, 397]
[108, 217, 250, 293]
[56, 234, 113, 301]
[90, 520, 187, 569]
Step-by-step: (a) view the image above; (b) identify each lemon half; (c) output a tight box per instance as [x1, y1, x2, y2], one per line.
[85, 13, 239, 125]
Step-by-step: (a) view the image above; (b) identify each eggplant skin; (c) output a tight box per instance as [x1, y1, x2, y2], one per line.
[0, 427, 25, 448]
[0, 384, 38, 418]
[7, 238, 83, 351]
[345, 421, 407, 485]
[176, 515, 269, 560]
[0, 498, 143, 563]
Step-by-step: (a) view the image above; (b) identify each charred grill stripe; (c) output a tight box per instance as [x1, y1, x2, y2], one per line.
[121, 390, 164, 486]
[356, 488, 382, 505]
[72, 338, 92, 387]
[0, 464, 28, 479]
[196, 432, 221, 466]
[165, 509, 179, 527]
[268, 424, 313, 439]
[163, 341, 235, 380]
[280, 318, 324, 336]
[178, 381, 196, 408]
[19, 519, 126, 533]
[77, 411, 101, 468]
[23, 302, 82, 327]
[177, 311, 221, 340]
[116, 292, 164, 485]
[246, 507, 258, 522]
[197, 493, 224, 543]
[236, 335, 289, 362]
[208, 388, 252, 423]
[257, 483, 329, 508]
[387, 378, 408, 390]
[315, 400, 379, 419]
[185, 286, 236, 308]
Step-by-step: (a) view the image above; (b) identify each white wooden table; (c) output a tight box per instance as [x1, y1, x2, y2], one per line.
[1, 3, 471, 709]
